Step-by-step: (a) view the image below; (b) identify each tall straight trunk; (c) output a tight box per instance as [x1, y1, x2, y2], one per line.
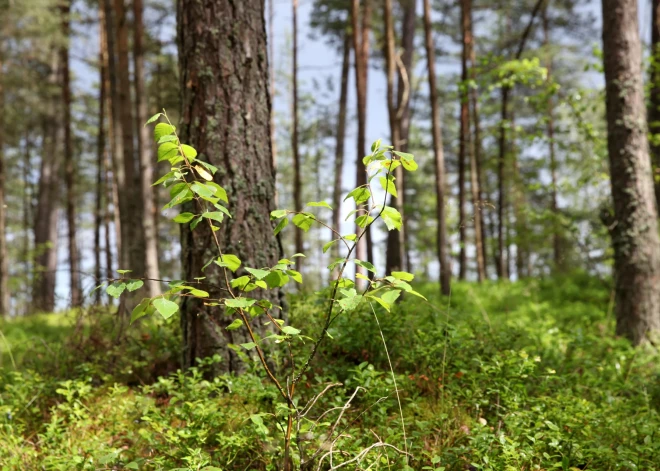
[423, 0, 451, 295]
[270, 0, 277, 205]
[332, 33, 351, 272]
[351, 0, 374, 274]
[384, 0, 404, 273]
[602, 0, 660, 345]
[113, 0, 145, 274]
[105, 152, 116, 282]
[398, 0, 415, 273]
[178, 0, 283, 374]
[22, 133, 32, 314]
[650, 0, 660, 209]
[0, 52, 8, 316]
[95, 5, 108, 303]
[134, 0, 161, 295]
[103, 0, 125, 268]
[543, 2, 561, 269]
[462, 0, 485, 281]
[292, 0, 303, 271]
[510, 109, 528, 278]
[32, 54, 60, 313]
[60, 0, 81, 307]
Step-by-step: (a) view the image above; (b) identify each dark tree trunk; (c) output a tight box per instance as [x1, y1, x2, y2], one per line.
[332, 33, 351, 272]
[292, 0, 303, 271]
[177, 0, 283, 374]
[650, 0, 660, 209]
[0, 51, 8, 316]
[423, 0, 451, 295]
[601, 0, 660, 345]
[497, 86, 509, 280]
[60, 0, 81, 307]
[269, 0, 277, 204]
[134, 0, 161, 295]
[95, 5, 108, 304]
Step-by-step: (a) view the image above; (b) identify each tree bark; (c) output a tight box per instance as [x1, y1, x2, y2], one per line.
[351, 0, 374, 275]
[292, 0, 303, 271]
[60, 0, 81, 307]
[95, 4, 108, 304]
[0, 51, 8, 316]
[423, 0, 451, 295]
[134, 0, 161, 295]
[462, 0, 485, 282]
[177, 0, 283, 374]
[269, 0, 277, 204]
[332, 33, 351, 273]
[650, 0, 660, 209]
[601, 0, 660, 345]
[384, 0, 404, 274]
[113, 0, 145, 275]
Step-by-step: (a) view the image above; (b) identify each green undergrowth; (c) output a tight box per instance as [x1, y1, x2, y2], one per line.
[1, 273, 659, 470]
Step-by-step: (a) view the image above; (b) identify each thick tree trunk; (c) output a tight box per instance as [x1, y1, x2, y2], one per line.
[602, 0, 660, 345]
[423, 0, 451, 295]
[332, 33, 351, 273]
[133, 0, 161, 295]
[351, 0, 374, 275]
[650, 0, 660, 209]
[0, 52, 8, 316]
[60, 0, 81, 307]
[177, 0, 283, 374]
[113, 0, 145, 275]
[384, 0, 404, 273]
[95, 5, 108, 304]
[462, 0, 485, 282]
[292, 0, 303, 271]
[269, 0, 277, 204]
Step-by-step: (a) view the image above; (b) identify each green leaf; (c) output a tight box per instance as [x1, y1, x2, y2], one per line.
[126, 279, 144, 292]
[381, 206, 402, 231]
[264, 270, 289, 288]
[173, 212, 195, 223]
[130, 298, 152, 324]
[226, 319, 244, 330]
[240, 342, 257, 350]
[157, 134, 178, 144]
[273, 217, 288, 236]
[153, 297, 178, 319]
[106, 282, 126, 298]
[368, 295, 390, 312]
[344, 187, 371, 204]
[206, 182, 228, 203]
[116, 269, 132, 274]
[343, 233, 357, 241]
[292, 213, 314, 232]
[379, 175, 397, 197]
[286, 270, 302, 283]
[145, 112, 162, 125]
[194, 165, 213, 181]
[339, 290, 363, 312]
[371, 139, 382, 152]
[246, 267, 270, 280]
[323, 239, 337, 253]
[181, 144, 197, 161]
[191, 182, 215, 199]
[152, 170, 176, 187]
[164, 187, 193, 209]
[196, 160, 218, 175]
[381, 289, 401, 305]
[394, 151, 418, 171]
[391, 271, 414, 282]
[355, 260, 376, 273]
[282, 326, 301, 336]
[126, 462, 140, 470]
[216, 254, 241, 272]
[202, 211, 224, 223]
[154, 123, 175, 142]
[225, 298, 257, 308]
[190, 216, 203, 230]
[188, 288, 209, 298]
[306, 201, 332, 210]
[356, 215, 374, 228]
[230, 276, 251, 289]
[270, 209, 288, 219]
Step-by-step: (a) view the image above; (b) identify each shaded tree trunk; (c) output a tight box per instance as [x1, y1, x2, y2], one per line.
[332, 33, 351, 273]
[462, 0, 485, 282]
[177, 0, 283, 374]
[0, 51, 8, 315]
[292, 0, 303, 271]
[269, 0, 277, 204]
[60, 0, 81, 307]
[650, 0, 660, 209]
[134, 0, 161, 295]
[95, 5, 108, 304]
[351, 0, 374, 275]
[423, 0, 451, 295]
[601, 0, 660, 345]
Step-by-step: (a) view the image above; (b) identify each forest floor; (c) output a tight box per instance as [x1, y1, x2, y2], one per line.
[1, 273, 659, 470]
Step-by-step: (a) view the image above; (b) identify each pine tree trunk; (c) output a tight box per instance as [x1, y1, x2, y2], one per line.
[384, 0, 404, 274]
[112, 0, 145, 275]
[650, 0, 660, 209]
[60, 0, 81, 307]
[332, 33, 351, 274]
[462, 0, 485, 282]
[423, 0, 451, 295]
[602, 0, 660, 345]
[351, 0, 374, 276]
[133, 0, 161, 295]
[177, 0, 283, 374]
[497, 86, 509, 279]
[292, 0, 303, 272]
[0, 51, 8, 316]
[269, 0, 277, 204]
[95, 5, 108, 304]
